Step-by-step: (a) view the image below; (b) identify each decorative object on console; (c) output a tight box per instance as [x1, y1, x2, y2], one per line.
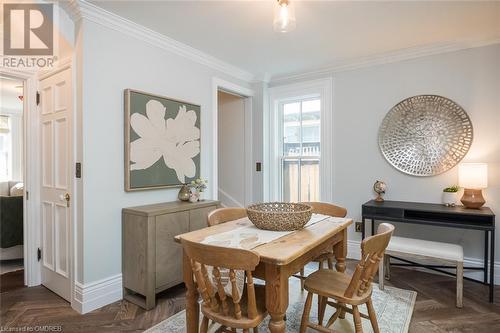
[246, 202, 312, 231]
[442, 185, 459, 207]
[124, 89, 201, 191]
[188, 191, 200, 203]
[459, 163, 488, 209]
[188, 178, 207, 202]
[379, 95, 473, 176]
[373, 180, 387, 202]
[177, 185, 191, 201]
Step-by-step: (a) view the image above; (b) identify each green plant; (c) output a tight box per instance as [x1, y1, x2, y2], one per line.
[190, 178, 208, 192]
[443, 185, 459, 193]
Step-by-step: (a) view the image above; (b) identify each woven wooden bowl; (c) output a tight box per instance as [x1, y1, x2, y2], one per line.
[246, 202, 313, 231]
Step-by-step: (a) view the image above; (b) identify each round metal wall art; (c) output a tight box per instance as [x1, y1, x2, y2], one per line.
[378, 95, 473, 176]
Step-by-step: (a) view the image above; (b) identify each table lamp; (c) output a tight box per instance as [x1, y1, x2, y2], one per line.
[458, 163, 488, 209]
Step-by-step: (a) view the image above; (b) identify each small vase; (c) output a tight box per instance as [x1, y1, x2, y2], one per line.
[189, 189, 200, 203]
[442, 192, 458, 207]
[178, 185, 190, 201]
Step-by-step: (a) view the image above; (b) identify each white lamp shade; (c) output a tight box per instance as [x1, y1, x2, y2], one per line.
[458, 163, 488, 189]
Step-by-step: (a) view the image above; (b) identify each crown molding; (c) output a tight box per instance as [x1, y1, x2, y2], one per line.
[62, 1, 500, 85]
[270, 37, 500, 84]
[63, 0, 255, 83]
[61, 0, 81, 22]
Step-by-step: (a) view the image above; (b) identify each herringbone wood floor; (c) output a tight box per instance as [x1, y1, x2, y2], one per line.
[1, 261, 499, 332]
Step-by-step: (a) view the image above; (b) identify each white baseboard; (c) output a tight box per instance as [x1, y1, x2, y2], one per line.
[347, 240, 500, 285]
[218, 188, 244, 208]
[73, 274, 122, 314]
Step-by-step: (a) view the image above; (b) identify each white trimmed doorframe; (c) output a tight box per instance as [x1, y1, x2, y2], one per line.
[1, 58, 78, 309]
[0, 67, 39, 287]
[212, 78, 254, 206]
[38, 58, 77, 308]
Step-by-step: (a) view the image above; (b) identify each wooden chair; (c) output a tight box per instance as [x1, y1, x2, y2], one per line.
[208, 207, 247, 227]
[294, 202, 348, 289]
[181, 238, 267, 333]
[300, 223, 395, 333]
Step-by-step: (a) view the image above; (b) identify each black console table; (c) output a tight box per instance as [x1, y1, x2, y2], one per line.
[361, 200, 496, 302]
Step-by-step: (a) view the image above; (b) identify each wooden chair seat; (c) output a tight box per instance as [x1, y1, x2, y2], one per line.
[201, 284, 267, 329]
[304, 270, 372, 305]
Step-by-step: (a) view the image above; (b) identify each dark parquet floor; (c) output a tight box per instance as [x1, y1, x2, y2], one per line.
[1, 261, 499, 332]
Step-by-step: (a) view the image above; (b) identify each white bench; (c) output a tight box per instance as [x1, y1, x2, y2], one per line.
[379, 236, 464, 308]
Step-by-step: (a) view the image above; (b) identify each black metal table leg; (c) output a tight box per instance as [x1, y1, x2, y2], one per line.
[485, 230, 489, 284]
[371, 219, 375, 236]
[490, 230, 495, 303]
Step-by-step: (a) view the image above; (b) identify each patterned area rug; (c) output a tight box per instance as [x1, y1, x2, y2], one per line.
[145, 284, 416, 333]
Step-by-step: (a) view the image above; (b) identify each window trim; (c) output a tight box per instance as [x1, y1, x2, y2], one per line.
[266, 77, 333, 203]
[279, 97, 321, 201]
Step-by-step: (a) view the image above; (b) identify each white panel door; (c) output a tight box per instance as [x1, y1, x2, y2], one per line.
[39, 68, 72, 301]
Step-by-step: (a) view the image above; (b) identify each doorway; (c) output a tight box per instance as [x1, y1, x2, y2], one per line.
[217, 91, 247, 207]
[0, 66, 74, 304]
[0, 76, 25, 291]
[38, 67, 73, 301]
[213, 78, 254, 207]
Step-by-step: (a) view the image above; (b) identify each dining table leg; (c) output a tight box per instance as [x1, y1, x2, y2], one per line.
[333, 229, 348, 320]
[265, 264, 289, 333]
[184, 250, 199, 333]
[334, 228, 347, 273]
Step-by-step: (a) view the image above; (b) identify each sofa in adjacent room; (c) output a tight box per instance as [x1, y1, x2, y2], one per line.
[0, 181, 24, 260]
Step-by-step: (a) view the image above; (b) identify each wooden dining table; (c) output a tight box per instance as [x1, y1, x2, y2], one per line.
[174, 216, 353, 333]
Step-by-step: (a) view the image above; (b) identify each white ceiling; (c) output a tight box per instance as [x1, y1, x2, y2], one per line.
[0, 77, 23, 111]
[91, 1, 500, 80]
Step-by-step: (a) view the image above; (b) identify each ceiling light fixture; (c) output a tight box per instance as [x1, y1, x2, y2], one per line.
[273, 0, 296, 33]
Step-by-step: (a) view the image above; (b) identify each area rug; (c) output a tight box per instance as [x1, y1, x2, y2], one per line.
[145, 284, 416, 333]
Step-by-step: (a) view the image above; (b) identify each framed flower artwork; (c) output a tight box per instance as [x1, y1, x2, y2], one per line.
[124, 89, 201, 191]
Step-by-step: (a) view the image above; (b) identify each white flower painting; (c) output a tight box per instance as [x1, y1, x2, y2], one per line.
[125, 90, 201, 191]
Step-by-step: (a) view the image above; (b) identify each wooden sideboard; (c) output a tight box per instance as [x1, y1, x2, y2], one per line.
[122, 200, 219, 309]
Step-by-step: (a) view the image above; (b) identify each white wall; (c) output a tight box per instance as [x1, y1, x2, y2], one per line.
[250, 82, 267, 203]
[269, 45, 500, 263]
[218, 91, 246, 207]
[79, 19, 251, 284]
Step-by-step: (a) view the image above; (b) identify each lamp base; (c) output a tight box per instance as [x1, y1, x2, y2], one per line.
[460, 189, 485, 209]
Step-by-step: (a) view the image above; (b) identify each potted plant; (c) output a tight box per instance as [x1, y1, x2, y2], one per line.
[189, 178, 208, 202]
[442, 185, 459, 207]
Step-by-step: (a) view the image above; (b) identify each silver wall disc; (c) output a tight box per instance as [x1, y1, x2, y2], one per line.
[378, 95, 473, 176]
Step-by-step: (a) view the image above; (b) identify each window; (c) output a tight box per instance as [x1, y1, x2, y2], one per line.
[0, 115, 11, 181]
[266, 78, 332, 203]
[281, 98, 320, 202]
